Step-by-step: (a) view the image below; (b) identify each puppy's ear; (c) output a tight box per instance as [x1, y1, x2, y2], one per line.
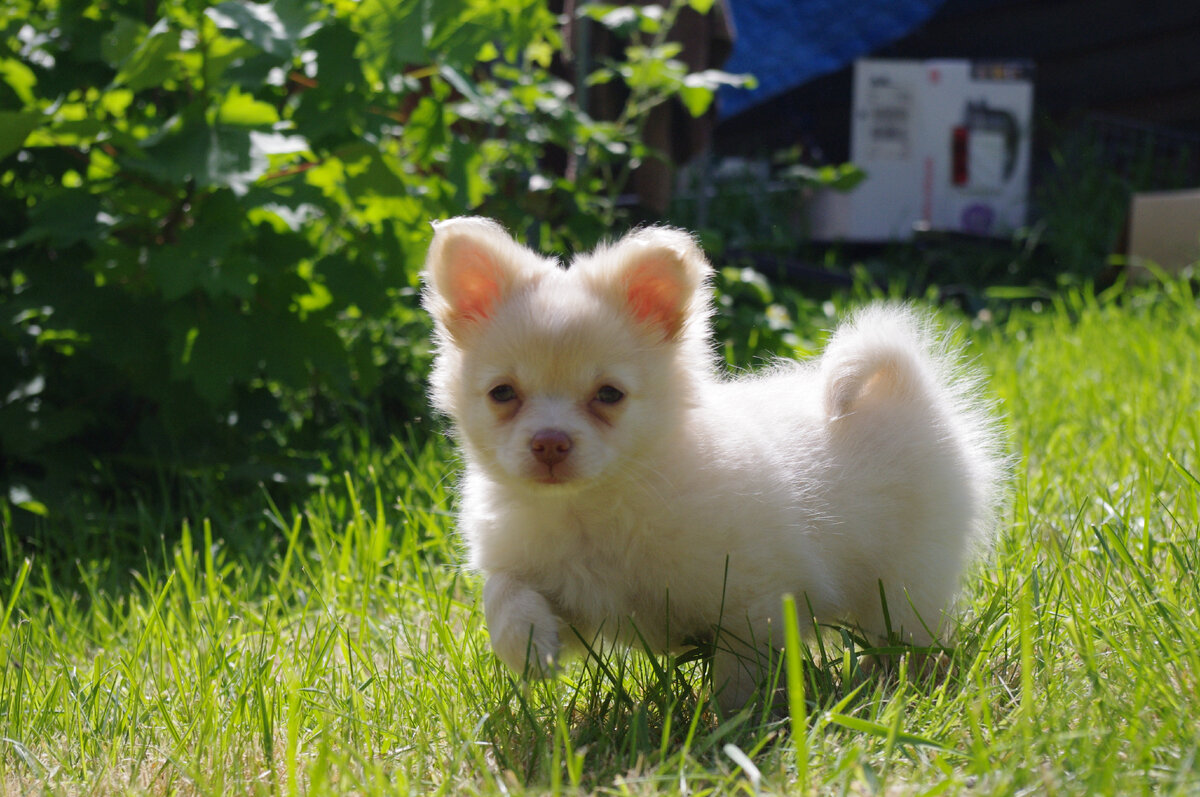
[584, 227, 712, 341]
[422, 217, 552, 340]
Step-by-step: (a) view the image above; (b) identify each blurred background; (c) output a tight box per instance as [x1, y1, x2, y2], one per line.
[2, 0, 1198, 566]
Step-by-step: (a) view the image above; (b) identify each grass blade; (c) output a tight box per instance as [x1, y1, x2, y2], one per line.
[782, 593, 809, 791]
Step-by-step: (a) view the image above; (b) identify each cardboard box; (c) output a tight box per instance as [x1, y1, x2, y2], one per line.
[809, 59, 1034, 241]
[1126, 189, 1200, 275]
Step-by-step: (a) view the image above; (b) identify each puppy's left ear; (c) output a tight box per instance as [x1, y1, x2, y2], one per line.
[587, 228, 712, 341]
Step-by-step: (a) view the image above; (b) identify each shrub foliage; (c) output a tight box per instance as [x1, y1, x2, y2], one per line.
[0, 0, 745, 513]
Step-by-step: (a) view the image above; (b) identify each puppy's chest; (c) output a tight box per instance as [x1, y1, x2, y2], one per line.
[534, 519, 687, 636]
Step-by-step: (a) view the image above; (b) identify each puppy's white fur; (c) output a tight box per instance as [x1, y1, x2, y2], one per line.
[422, 217, 1006, 708]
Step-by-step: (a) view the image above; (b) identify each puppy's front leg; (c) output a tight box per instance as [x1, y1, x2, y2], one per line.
[483, 572, 560, 676]
[713, 645, 771, 713]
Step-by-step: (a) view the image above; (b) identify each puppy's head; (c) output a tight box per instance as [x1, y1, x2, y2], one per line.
[422, 217, 713, 492]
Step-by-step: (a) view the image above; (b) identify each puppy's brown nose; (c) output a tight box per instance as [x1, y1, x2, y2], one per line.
[530, 429, 572, 466]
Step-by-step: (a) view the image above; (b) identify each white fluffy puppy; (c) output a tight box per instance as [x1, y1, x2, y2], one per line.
[422, 217, 1006, 709]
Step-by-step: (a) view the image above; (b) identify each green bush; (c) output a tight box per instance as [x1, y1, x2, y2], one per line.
[0, 0, 747, 517]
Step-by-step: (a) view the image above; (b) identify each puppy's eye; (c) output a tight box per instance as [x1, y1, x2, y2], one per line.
[594, 385, 624, 404]
[489, 384, 518, 403]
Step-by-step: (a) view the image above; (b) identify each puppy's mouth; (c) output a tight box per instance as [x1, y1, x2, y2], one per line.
[531, 464, 573, 486]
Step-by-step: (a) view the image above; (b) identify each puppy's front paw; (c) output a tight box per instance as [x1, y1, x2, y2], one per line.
[712, 648, 766, 714]
[483, 573, 560, 677]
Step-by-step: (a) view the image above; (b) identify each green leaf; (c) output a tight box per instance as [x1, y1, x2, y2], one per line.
[216, 86, 280, 127]
[206, 0, 321, 59]
[247, 199, 321, 233]
[8, 487, 48, 517]
[146, 191, 254, 300]
[114, 18, 182, 91]
[446, 134, 487, 213]
[199, 36, 262, 88]
[12, 191, 105, 247]
[780, 162, 865, 191]
[308, 20, 365, 90]
[316, 253, 379, 313]
[0, 57, 37, 107]
[294, 281, 332, 317]
[638, 4, 666, 33]
[425, 0, 503, 66]
[526, 40, 554, 68]
[184, 305, 259, 405]
[100, 16, 146, 71]
[585, 67, 616, 87]
[101, 89, 135, 118]
[333, 141, 410, 200]
[580, 4, 660, 34]
[0, 110, 41, 159]
[355, 0, 429, 69]
[578, 4, 626, 23]
[405, 94, 447, 160]
[678, 84, 714, 118]
[138, 108, 272, 194]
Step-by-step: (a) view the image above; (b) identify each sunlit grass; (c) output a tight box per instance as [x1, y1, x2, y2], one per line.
[2, 280, 1199, 795]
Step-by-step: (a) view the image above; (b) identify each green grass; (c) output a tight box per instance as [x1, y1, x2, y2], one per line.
[3, 280, 1199, 795]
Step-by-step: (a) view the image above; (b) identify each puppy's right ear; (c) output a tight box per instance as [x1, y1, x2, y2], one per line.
[421, 217, 550, 340]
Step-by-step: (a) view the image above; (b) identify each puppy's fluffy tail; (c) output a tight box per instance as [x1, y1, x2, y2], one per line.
[821, 305, 956, 419]
[819, 303, 1010, 546]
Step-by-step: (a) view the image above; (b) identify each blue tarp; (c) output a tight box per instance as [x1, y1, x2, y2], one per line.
[718, 0, 950, 118]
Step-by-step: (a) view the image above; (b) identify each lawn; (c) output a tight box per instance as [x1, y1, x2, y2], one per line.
[2, 280, 1199, 796]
